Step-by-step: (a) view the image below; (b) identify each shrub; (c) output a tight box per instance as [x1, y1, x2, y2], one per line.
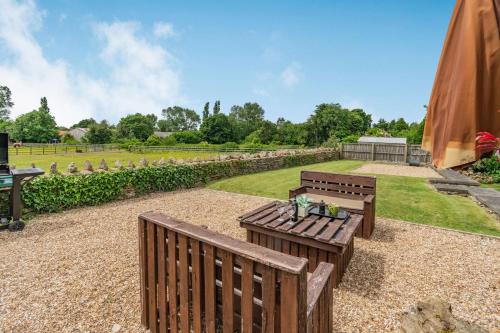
[342, 135, 360, 143]
[322, 136, 340, 149]
[173, 131, 202, 144]
[21, 150, 339, 213]
[161, 135, 177, 146]
[221, 142, 239, 149]
[472, 155, 500, 183]
[145, 134, 163, 146]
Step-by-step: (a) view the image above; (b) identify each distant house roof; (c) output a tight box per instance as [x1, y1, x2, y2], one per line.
[154, 131, 173, 138]
[68, 128, 89, 141]
[358, 136, 407, 144]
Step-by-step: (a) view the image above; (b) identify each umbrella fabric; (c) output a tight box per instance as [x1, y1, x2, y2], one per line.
[422, 0, 500, 168]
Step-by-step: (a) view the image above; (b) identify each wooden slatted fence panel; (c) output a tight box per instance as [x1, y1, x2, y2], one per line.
[342, 143, 431, 164]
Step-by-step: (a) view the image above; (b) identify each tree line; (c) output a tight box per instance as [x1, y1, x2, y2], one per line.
[0, 85, 425, 147]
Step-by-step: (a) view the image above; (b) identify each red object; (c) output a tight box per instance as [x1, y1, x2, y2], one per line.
[476, 132, 500, 158]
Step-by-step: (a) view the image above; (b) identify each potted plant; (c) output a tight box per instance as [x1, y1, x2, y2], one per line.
[327, 203, 339, 217]
[296, 194, 311, 217]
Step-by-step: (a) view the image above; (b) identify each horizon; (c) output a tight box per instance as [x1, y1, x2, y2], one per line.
[0, 0, 455, 126]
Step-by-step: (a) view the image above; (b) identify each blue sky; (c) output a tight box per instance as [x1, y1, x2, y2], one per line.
[0, 0, 455, 126]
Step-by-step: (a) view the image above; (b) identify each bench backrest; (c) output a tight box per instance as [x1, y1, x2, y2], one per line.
[138, 211, 309, 333]
[300, 170, 376, 200]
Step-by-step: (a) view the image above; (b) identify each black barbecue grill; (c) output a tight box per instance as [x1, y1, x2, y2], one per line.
[0, 133, 44, 231]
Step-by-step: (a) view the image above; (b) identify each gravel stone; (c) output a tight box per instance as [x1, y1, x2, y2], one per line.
[0, 189, 497, 332]
[354, 163, 442, 178]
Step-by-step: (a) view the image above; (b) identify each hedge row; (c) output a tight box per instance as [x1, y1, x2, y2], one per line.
[22, 150, 338, 213]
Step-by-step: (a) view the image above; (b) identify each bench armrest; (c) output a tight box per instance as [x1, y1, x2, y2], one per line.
[306, 262, 334, 318]
[289, 185, 307, 199]
[364, 194, 375, 204]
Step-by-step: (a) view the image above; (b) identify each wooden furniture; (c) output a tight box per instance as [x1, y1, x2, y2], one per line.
[289, 170, 376, 239]
[239, 201, 362, 288]
[139, 211, 334, 333]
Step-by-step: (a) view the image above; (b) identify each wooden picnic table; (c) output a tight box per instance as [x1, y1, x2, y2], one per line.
[239, 201, 362, 287]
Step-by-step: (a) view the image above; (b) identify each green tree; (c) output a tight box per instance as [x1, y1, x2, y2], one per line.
[71, 118, 97, 129]
[276, 119, 307, 145]
[258, 120, 277, 144]
[157, 119, 169, 132]
[172, 130, 202, 144]
[161, 106, 201, 131]
[351, 109, 372, 133]
[202, 102, 210, 121]
[117, 113, 157, 141]
[373, 118, 389, 131]
[0, 85, 14, 120]
[84, 121, 113, 144]
[11, 97, 58, 142]
[229, 102, 265, 141]
[213, 100, 221, 115]
[306, 103, 351, 145]
[200, 113, 233, 144]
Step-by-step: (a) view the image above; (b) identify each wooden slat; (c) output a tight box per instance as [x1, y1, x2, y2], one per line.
[280, 272, 299, 333]
[246, 207, 278, 223]
[290, 215, 320, 234]
[156, 227, 168, 332]
[266, 213, 291, 228]
[167, 230, 178, 332]
[138, 218, 149, 328]
[276, 217, 304, 231]
[221, 250, 234, 332]
[282, 240, 290, 254]
[262, 266, 276, 333]
[241, 258, 254, 333]
[146, 223, 158, 333]
[204, 244, 216, 333]
[303, 217, 330, 238]
[178, 235, 190, 333]
[333, 215, 362, 245]
[191, 239, 202, 333]
[316, 219, 344, 242]
[238, 201, 278, 220]
[301, 180, 374, 195]
[301, 170, 376, 187]
[255, 212, 280, 226]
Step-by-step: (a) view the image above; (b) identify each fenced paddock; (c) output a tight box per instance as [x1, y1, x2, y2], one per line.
[341, 143, 431, 164]
[129, 145, 299, 154]
[9, 144, 122, 155]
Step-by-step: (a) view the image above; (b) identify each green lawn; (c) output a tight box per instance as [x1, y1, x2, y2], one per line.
[209, 160, 500, 236]
[11, 150, 217, 171]
[481, 183, 500, 191]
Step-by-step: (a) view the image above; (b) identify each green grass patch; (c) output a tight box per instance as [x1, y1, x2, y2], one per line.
[480, 183, 500, 191]
[11, 150, 217, 171]
[209, 160, 500, 236]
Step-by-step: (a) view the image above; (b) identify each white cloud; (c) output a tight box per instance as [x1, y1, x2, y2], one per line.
[153, 22, 175, 39]
[281, 62, 301, 88]
[0, 0, 183, 126]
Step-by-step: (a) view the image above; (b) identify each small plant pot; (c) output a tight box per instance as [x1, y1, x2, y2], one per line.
[298, 206, 308, 218]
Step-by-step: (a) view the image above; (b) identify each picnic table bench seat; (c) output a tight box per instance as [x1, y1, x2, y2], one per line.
[138, 211, 335, 333]
[289, 170, 376, 239]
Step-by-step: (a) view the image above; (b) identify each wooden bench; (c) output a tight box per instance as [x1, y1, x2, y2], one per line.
[289, 171, 376, 239]
[139, 211, 335, 333]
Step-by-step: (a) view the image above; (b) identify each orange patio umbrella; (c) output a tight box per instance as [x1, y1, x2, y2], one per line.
[422, 0, 500, 168]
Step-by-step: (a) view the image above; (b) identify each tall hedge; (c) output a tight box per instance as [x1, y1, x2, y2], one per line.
[22, 150, 338, 213]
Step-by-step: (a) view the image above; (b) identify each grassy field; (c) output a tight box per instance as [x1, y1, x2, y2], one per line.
[10, 150, 217, 171]
[209, 160, 500, 236]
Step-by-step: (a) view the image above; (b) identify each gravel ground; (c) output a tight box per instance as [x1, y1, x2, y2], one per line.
[0, 189, 498, 332]
[354, 163, 442, 178]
